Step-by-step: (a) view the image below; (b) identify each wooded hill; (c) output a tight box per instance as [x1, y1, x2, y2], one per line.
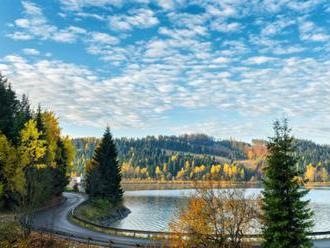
[73, 134, 330, 182]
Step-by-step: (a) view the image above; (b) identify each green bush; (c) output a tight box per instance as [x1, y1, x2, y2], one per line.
[0, 220, 22, 247]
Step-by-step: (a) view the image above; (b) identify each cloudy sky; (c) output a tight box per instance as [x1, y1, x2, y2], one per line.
[0, 0, 330, 143]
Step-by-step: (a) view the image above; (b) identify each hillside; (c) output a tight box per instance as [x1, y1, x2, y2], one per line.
[72, 134, 330, 182]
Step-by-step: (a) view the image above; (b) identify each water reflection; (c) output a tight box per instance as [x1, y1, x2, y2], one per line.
[108, 188, 330, 232]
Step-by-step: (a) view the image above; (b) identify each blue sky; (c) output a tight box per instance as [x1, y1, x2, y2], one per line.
[0, 0, 330, 143]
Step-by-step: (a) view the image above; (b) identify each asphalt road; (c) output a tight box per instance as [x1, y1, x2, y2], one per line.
[31, 192, 330, 248]
[31, 192, 163, 247]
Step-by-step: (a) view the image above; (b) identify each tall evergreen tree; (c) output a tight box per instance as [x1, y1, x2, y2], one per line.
[85, 160, 101, 197]
[13, 94, 32, 142]
[0, 74, 20, 143]
[262, 119, 313, 248]
[85, 127, 123, 203]
[35, 105, 44, 136]
[52, 139, 70, 196]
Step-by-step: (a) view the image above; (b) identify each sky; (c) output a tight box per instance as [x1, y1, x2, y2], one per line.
[0, 0, 330, 143]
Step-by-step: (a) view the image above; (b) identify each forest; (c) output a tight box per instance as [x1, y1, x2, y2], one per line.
[0, 74, 74, 210]
[73, 135, 330, 182]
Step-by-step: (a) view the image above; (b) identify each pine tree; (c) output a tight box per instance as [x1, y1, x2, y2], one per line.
[85, 127, 123, 203]
[262, 119, 313, 248]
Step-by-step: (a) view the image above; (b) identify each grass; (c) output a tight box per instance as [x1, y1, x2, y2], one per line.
[75, 198, 124, 223]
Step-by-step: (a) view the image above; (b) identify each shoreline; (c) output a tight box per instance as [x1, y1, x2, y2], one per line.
[74, 199, 131, 227]
[121, 180, 330, 191]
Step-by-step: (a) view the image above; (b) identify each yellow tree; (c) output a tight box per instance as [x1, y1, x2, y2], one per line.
[163, 163, 168, 173]
[0, 134, 25, 206]
[228, 166, 233, 179]
[176, 168, 185, 180]
[210, 164, 221, 179]
[134, 166, 141, 178]
[42, 112, 61, 166]
[121, 162, 130, 178]
[19, 120, 46, 169]
[18, 120, 46, 235]
[184, 161, 190, 170]
[305, 164, 316, 182]
[155, 166, 162, 180]
[232, 164, 238, 180]
[140, 167, 149, 179]
[223, 163, 230, 179]
[162, 163, 168, 180]
[62, 136, 75, 169]
[240, 168, 245, 180]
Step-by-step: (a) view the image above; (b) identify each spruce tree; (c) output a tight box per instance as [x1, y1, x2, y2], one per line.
[0, 74, 20, 143]
[86, 127, 123, 203]
[35, 105, 44, 136]
[85, 160, 101, 197]
[262, 119, 313, 248]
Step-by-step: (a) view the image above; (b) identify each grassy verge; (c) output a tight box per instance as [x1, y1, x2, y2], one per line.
[75, 198, 130, 225]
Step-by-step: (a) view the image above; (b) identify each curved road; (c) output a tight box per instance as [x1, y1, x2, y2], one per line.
[32, 192, 163, 247]
[31, 192, 330, 248]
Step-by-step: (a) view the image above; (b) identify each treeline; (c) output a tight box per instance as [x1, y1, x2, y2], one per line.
[122, 161, 254, 181]
[293, 139, 330, 169]
[73, 135, 330, 182]
[119, 134, 248, 160]
[0, 74, 74, 210]
[73, 137, 252, 180]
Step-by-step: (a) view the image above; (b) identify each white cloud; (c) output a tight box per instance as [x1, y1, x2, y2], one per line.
[22, 1, 42, 15]
[287, 0, 326, 12]
[88, 32, 119, 44]
[299, 20, 329, 42]
[75, 12, 106, 21]
[205, 4, 237, 18]
[109, 8, 159, 31]
[15, 18, 30, 28]
[156, 0, 176, 10]
[8, 1, 86, 43]
[158, 26, 207, 38]
[6, 32, 33, 40]
[58, 0, 122, 11]
[261, 18, 295, 36]
[22, 48, 40, 55]
[211, 21, 241, 33]
[271, 45, 305, 55]
[246, 56, 276, 65]
[308, 34, 329, 42]
[213, 57, 230, 63]
[52, 26, 87, 43]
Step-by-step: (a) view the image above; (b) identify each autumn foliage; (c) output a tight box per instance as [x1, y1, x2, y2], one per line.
[169, 183, 260, 248]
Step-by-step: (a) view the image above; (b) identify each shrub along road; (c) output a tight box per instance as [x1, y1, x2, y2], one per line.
[31, 192, 330, 248]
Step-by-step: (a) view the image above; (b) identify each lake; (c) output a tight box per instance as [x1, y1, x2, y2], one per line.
[108, 188, 330, 233]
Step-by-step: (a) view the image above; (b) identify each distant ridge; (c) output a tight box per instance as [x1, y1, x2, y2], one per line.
[71, 134, 330, 182]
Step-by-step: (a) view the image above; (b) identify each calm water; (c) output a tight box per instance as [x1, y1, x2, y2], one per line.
[108, 188, 330, 232]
